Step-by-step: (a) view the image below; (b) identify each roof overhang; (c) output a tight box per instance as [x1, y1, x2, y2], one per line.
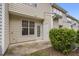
[9, 11, 44, 21]
[67, 14, 79, 23]
[52, 3, 67, 14]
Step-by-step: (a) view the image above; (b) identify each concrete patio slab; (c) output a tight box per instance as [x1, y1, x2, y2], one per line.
[4, 40, 51, 56]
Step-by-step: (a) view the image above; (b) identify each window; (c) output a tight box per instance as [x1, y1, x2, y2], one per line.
[22, 20, 28, 27]
[22, 20, 28, 35]
[29, 21, 35, 34]
[22, 20, 35, 35]
[30, 3, 37, 7]
[22, 28, 28, 35]
[37, 26, 40, 37]
[71, 25, 73, 28]
[73, 23, 76, 26]
[59, 25, 63, 28]
[24, 3, 37, 7]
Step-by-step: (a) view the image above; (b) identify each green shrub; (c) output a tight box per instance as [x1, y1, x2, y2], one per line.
[49, 28, 76, 55]
[30, 51, 49, 56]
[76, 30, 79, 43]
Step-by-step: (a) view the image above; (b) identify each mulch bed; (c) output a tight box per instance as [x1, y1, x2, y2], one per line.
[30, 47, 79, 56]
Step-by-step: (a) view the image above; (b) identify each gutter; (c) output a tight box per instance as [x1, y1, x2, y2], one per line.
[52, 3, 67, 14]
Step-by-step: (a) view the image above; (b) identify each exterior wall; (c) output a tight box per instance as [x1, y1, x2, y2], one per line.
[9, 14, 43, 43]
[9, 3, 52, 19]
[78, 24, 79, 30]
[0, 3, 2, 55]
[71, 20, 78, 30]
[9, 3, 52, 42]
[52, 8, 67, 28]
[61, 13, 68, 28]
[53, 8, 63, 16]
[0, 3, 78, 55]
[43, 14, 52, 41]
[0, 3, 9, 55]
[52, 7, 79, 30]
[65, 17, 72, 29]
[3, 4, 9, 54]
[53, 19, 59, 28]
[67, 17, 79, 30]
[76, 22, 79, 30]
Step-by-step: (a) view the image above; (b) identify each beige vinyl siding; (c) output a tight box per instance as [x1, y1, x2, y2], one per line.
[9, 4, 52, 19]
[9, 3, 52, 42]
[0, 3, 2, 55]
[52, 8, 67, 28]
[67, 17, 79, 30]
[71, 20, 78, 30]
[61, 13, 67, 28]
[9, 14, 43, 44]
[9, 3, 44, 19]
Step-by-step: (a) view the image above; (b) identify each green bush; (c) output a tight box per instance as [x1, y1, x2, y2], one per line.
[76, 30, 79, 43]
[30, 51, 49, 56]
[49, 28, 76, 55]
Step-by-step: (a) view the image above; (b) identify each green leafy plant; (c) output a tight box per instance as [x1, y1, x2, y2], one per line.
[76, 30, 79, 43]
[49, 28, 76, 55]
